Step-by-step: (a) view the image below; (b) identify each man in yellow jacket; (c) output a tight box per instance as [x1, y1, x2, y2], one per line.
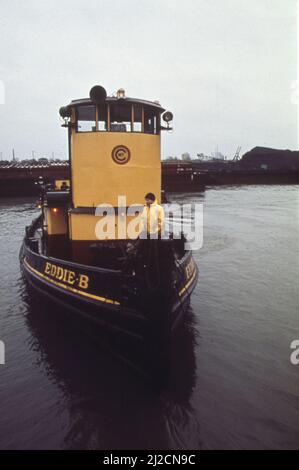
[140, 192, 165, 238]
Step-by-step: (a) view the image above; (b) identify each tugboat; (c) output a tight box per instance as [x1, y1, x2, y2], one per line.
[20, 85, 198, 383]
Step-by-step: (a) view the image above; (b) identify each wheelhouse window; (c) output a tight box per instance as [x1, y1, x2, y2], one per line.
[132, 104, 142, 132]
[110, 102, 131, 132]
[77, 105, 96, 132]
[76, 105, 108, 132]
[97, 104, 108, 131]
[75, 102, 161, 134]
[144, 107, 159, 134]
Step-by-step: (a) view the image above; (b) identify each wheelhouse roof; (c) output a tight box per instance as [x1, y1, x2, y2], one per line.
[68, 96, 165, 113]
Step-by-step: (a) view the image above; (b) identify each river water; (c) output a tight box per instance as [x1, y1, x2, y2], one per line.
[0, 185, 298, 450]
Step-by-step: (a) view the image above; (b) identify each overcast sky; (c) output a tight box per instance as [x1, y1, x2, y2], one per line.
[0, 0, 297, 160]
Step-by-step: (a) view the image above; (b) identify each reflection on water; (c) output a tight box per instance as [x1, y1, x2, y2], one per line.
[0, 186, 298, 449]
[20, 284, 199, 450]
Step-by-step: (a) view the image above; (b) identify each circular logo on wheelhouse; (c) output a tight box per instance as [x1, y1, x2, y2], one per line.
[111, 145, 131, 165]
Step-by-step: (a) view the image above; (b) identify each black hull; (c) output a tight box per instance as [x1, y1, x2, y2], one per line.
[20, 220, 198, 383]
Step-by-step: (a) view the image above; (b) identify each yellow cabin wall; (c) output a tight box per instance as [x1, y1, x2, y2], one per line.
[71, 132, 161, 208]
[69, 212, 142, 241]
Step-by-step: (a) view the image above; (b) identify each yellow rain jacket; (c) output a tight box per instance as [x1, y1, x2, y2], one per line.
[140, 200, 165, 235]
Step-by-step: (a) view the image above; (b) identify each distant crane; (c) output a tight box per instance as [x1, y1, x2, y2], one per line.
[233, 146, 242, 161]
